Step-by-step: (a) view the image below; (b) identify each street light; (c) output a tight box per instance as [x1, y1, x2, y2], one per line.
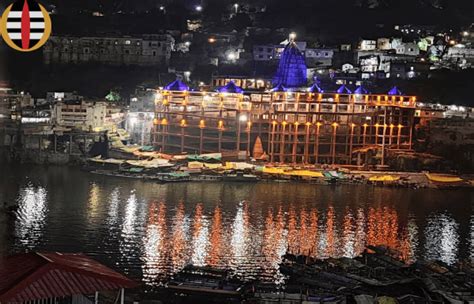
[233, 3, 239, 13]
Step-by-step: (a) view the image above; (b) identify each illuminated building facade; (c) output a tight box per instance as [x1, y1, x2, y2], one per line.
[153, 40, 416, 166]
[152, 84, 416, 165]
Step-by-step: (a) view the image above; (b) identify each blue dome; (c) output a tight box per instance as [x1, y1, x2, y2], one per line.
[164, 79, 189, 91]
[337, 85, 352, 94]
[388, 86, 402, 95]
[354, 85, 369, 94]
[273, 43, 307, 88]
[271, 83, 288, 92]
[308, 83, 324, 93]
[217, 81, 244, 94]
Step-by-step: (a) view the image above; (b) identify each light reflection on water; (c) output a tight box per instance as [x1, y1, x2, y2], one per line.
[15, 185, 47, 249]
[2, 165, 473, 287]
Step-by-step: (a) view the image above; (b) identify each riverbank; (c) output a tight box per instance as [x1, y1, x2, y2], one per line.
[84, 156, 474, 190]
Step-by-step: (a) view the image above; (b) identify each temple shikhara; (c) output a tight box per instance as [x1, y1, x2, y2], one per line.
[153, 36, 416, 166]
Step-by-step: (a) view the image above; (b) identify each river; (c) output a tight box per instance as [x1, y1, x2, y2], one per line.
[0, 163, 473, 288]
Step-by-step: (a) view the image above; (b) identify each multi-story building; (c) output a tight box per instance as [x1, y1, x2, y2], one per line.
[359, 39, 377, 51]
[52, 100, 107, 131]
[43, 34, 175, 66]
[153, 41, 417, 166]
[0, 84, 32, 120]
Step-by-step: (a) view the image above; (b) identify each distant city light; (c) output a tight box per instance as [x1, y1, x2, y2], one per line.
[184, 41, 191, 47]
[227, 52, 237, 61]
[289, 32, 297, 41]
[449, 40, 456, 45]
[159, 6, 165, 10]
[462, 31, 469, 36]
[208, 37, 216, 43]
[195, 5, 202, 12]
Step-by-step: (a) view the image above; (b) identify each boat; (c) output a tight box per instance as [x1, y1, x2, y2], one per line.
[222, 172, 259, 182]
[166, 265, 247, 298]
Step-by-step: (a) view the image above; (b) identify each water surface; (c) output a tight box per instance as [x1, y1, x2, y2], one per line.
[0, 164, 472, 287]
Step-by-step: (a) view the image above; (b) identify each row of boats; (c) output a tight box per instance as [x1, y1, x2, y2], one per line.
[162, 246, 474, 304]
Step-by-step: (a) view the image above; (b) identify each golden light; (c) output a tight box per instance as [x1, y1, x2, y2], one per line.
[153, 118, 159, 125]
[199, 119, 205, 128]
[294, 122, 299, 126]
[208, 37, 216, 43]
[305, 122, 312, 126]
[332, 122, 338, 128]
[390, 124, 395, 128]
[218, 120, 224, 129]
[282, 121, 287, 126]
[398, 124, 403, 128]
[375, 123, 380, 128]
[161, 118, 168, 125]
[180, 119, 187, 127]
[363, 123, 368, 128]
[272, 120, 277, 125]
[351, 123, 356, 128]
[317, 93, 322, 101]
[316, 122, 322, 127]
[247, 121, 252, 128]
[162, 100, 169, 106]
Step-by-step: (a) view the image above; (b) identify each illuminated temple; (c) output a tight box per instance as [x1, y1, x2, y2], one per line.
[152, 40, 416, 166]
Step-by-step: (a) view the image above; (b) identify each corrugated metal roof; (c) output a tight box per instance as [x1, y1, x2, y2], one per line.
[0, 252, 138, 303]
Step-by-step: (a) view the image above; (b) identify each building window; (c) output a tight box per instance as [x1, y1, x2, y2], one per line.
[125, 40, 131, 45]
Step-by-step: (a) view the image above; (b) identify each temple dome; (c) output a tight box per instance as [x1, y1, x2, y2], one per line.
[217, 81, 244, 93]
[164, 79, 189, 91]
[273, 41, 307, 88]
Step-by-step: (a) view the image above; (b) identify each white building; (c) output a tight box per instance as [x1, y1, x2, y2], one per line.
[359, 39, 377, 51]
[43, 34, 175, 66]
[395, 42, 420, 56]
[52, 100, 107, 131]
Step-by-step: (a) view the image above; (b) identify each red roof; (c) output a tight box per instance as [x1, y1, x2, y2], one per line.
[0, 252, 138, 303]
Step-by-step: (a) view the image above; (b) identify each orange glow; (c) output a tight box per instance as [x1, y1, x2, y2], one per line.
[398, 124, 403, 128]
[199, 119, 205, 128]
[162, 100, 169, 106]
[272, 120, 277, 125]
[316, 122, 322, 127]
[375, 123, 380, 128]
[218, 120, 224, 129]
[247, 121, 252, 129]
[363, 123, 368, 128]
[207, 206, 223, 266]
[305, 122, 312, 127]
[390, 124, 395, 128]
[351, 123, 356, 128]
[332, 122, 338, 128]
[282, 121, 287, 126]
[208, 37, 216, 43]
[153, 118, 159, 125]
[161, 118, 168, 125]
[180, 119, 187, 127]
[317, 93, 322, 101]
